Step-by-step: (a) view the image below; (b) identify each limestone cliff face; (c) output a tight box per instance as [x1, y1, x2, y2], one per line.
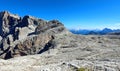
[0, 11, 21, 37]
[0, 11, 69, 59]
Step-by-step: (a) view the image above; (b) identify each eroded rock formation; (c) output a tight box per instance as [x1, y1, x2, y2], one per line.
[0, 11, 69, 59]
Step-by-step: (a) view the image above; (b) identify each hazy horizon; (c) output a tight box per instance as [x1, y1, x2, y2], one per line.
[0, 0, 120, 29]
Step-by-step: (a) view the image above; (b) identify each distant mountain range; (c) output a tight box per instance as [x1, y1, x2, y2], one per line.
[70, 28, 120, 35]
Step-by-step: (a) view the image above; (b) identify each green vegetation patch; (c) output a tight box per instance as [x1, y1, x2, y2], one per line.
[77, 67, 90, 71]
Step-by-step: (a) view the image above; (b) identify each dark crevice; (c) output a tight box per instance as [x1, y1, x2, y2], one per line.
[38, 36, 55, 54]
[4, 51, 12, 59]
[38, 41, 52, 54]
[0, 46, 10, 56]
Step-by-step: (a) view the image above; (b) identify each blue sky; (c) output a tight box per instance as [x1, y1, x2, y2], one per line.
[0, 0, 120, 29]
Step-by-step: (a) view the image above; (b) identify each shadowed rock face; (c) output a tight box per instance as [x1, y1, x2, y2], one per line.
[0, 11, 21, 37]
[0, 11, 69, 59]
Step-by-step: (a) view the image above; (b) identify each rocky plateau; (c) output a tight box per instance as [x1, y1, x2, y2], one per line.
[0, 11, 120, 71]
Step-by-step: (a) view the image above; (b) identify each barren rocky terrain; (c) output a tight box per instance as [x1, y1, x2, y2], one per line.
[0, 11, 120, 71]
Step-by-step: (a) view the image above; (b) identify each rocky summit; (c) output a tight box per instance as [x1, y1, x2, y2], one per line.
[0, 11, 69, 59]
[0, 11, 120, 71]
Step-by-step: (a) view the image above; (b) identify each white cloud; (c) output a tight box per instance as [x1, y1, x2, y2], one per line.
[67, 23, 120, 30]
[108, 23, 120, 29]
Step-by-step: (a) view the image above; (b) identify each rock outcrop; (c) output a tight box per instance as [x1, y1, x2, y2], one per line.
[0, 11, 69, 59]
[0, 11, 21, 37]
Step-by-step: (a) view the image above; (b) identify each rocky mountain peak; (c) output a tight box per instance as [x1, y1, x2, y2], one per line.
[0, 11, 9, 18]
[0, 11, 69, 59]
[0, 11, 20, 19]
[0, 11, 21, 37]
